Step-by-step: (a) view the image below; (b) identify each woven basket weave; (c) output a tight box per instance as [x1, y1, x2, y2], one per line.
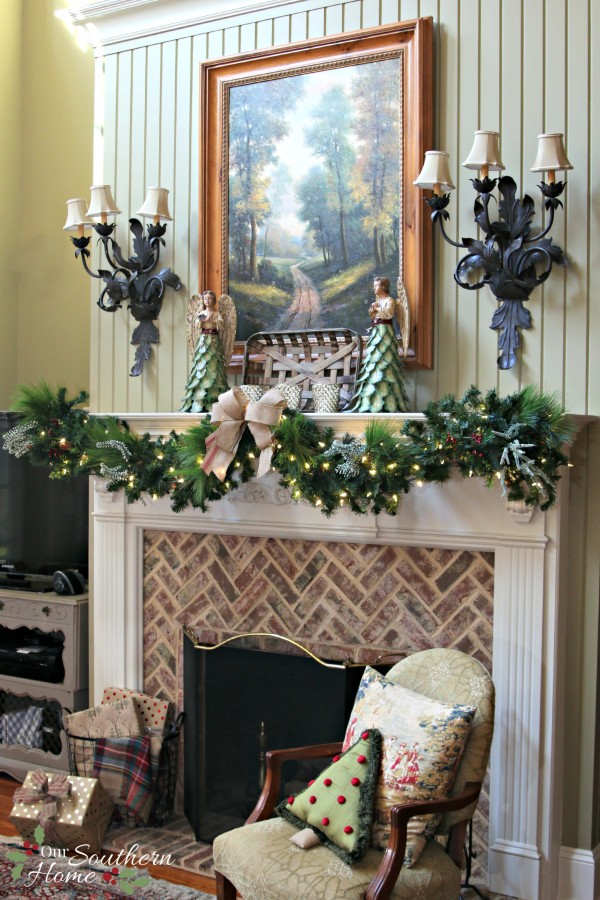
[241, 329, 362, 412]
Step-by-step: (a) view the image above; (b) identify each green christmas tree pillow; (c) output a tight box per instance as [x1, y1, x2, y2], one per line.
[275, 728, 382, 864]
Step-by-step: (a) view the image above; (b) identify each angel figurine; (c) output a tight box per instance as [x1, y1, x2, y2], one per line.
[349, 276, 410, 413]
[180, 291, 237, 412]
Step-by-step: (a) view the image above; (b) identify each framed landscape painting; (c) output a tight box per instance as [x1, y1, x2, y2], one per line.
[199, 18, 433, 368]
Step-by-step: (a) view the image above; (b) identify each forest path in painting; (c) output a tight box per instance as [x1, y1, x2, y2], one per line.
[275, 262, 323, 330]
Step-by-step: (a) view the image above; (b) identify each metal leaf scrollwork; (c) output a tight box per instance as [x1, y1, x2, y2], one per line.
[70, 217, 183, 377]
[430, 174, 568, 369]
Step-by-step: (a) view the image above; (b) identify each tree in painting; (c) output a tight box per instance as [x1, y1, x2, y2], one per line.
[229, 80, 302, 282]
[305, 85, 357, 267]
[351, 61, 401, 267]
[227, 57, 402, 342]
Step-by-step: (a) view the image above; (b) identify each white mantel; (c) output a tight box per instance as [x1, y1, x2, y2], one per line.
[91, 412, 591, 900]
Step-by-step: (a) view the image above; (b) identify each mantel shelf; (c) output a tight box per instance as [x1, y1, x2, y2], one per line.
[105, 411, 596, 441]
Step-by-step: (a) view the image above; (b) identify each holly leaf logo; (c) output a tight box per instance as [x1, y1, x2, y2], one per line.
[7, 850, 26, 863]
[11, 863, 23, 881]
[34, 826, 45, 845]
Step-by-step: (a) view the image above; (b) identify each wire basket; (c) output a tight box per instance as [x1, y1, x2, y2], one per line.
[65, 712, 183, 828]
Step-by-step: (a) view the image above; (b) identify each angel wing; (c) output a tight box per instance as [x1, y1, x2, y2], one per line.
[218, 294, 237, 367]
[186, 293, 206, 356]
[396, 278, 411, 355]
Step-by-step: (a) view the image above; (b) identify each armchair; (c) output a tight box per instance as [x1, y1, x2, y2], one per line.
[213, 648, 495, 900]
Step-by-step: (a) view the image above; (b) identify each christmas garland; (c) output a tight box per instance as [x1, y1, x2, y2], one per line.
[2, 381, 573, 517]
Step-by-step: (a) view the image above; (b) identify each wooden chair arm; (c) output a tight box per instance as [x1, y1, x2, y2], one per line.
[365, 781, 482, 900]
[246, 741, 344, 824]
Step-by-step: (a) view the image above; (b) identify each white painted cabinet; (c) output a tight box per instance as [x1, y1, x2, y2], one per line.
[0, 589, 89, 780]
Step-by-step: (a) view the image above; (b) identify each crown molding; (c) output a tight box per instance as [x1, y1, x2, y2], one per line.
[58, 0, 311, 51]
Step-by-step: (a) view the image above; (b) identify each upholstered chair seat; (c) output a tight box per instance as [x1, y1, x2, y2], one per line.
[213, 648, 495, 900]
[213, 816, 460, 899]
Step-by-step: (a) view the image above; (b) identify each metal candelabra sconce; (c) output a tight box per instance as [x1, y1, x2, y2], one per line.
[415, 131, 573, 369]
[64, 185, 183, 377]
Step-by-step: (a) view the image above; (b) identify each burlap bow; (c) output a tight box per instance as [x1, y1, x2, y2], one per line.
[202, 386, 287, 481]
[14, 769, 71, 843]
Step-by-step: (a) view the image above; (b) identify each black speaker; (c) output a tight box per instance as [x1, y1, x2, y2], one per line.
[52, 569, 86, 595]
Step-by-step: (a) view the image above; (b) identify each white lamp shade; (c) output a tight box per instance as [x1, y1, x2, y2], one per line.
[86, 184, 121, 218]
[531, 133, 573, 172]
[413, 151, 455, 191]
[136, 187, 172, 221]
[63, 198, 95, 231]
[462, 131, 505, 171]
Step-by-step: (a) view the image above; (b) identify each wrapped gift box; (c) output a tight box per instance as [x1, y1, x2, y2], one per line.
[101, 687, 174, 732]
[10, 771, 113, 854]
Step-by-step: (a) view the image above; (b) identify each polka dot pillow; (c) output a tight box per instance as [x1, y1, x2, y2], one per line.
[276, 729, 382, 864]
[343, 666, 477, 866]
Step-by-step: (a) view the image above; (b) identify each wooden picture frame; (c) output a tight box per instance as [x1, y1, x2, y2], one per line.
[199, 17, 434, 369]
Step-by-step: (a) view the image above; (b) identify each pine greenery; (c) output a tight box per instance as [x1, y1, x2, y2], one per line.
[2, 382, 574, 515]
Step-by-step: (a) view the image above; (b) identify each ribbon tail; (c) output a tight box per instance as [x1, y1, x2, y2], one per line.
[39, 799, 60, 843]
[256, 446, 273, 479]
[202, 429, 242, 482]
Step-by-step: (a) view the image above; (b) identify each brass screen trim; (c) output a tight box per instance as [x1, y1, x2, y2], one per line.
[183, 628, 365, 669]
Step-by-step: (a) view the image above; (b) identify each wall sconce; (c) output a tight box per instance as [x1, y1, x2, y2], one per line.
[64, 185, 183, 377]
[415, 131, 572, 369]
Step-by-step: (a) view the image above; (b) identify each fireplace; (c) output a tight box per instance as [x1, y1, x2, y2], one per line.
[183, 633, 367, 842]
[91, 410, 588, 899]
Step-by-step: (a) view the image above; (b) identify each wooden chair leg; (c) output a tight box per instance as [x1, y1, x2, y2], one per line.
[216, 870, 238, 899]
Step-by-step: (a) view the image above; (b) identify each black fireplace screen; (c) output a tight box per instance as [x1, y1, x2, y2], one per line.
[183, 634, 365, 843]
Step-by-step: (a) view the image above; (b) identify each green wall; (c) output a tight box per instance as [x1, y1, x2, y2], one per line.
[0, 0, 22, 408]
[0, 0, 94, 409]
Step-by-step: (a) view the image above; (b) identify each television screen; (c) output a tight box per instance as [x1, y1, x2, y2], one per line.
[0, 413, 89, 583]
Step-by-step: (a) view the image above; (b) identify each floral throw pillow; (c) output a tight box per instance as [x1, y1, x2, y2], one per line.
[343, 666, 476, 866]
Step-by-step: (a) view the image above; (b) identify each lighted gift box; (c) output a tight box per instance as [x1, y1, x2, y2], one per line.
[10, 770, 113, 854]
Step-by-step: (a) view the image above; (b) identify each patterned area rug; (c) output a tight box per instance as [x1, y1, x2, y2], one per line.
[104, 816, 214, 877]
[0, 835, 213, 899]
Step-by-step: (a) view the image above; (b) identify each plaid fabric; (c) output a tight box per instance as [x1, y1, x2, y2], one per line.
[1, 707, 43, 748]
[92, 734, 154, 824]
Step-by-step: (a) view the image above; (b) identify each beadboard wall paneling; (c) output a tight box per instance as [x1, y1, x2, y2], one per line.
[91, 0, 595, 417]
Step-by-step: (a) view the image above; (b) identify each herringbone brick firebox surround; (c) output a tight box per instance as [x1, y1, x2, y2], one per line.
[142, 529, 494, 874]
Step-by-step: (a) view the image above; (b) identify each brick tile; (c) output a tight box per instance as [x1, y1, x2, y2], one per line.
[262, 563, 298, 605]
[359, 546, 400, 588]
[156, 537, 180, 570]
[207, 561, 239, 602]
[435, 551, 476, 592]
[324, 562, 365, 603]
[406, 547, 438, 578]
[396, 559, 438, 605]
[267, 541, 299, 579]
[404, 595, 439, 634]
[294, 550, 328, 591]
[234, 551, 268, 591]
[327, 543, 367, 577]
[434, 577, 476, 619]
[359, 573, 401, 615]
